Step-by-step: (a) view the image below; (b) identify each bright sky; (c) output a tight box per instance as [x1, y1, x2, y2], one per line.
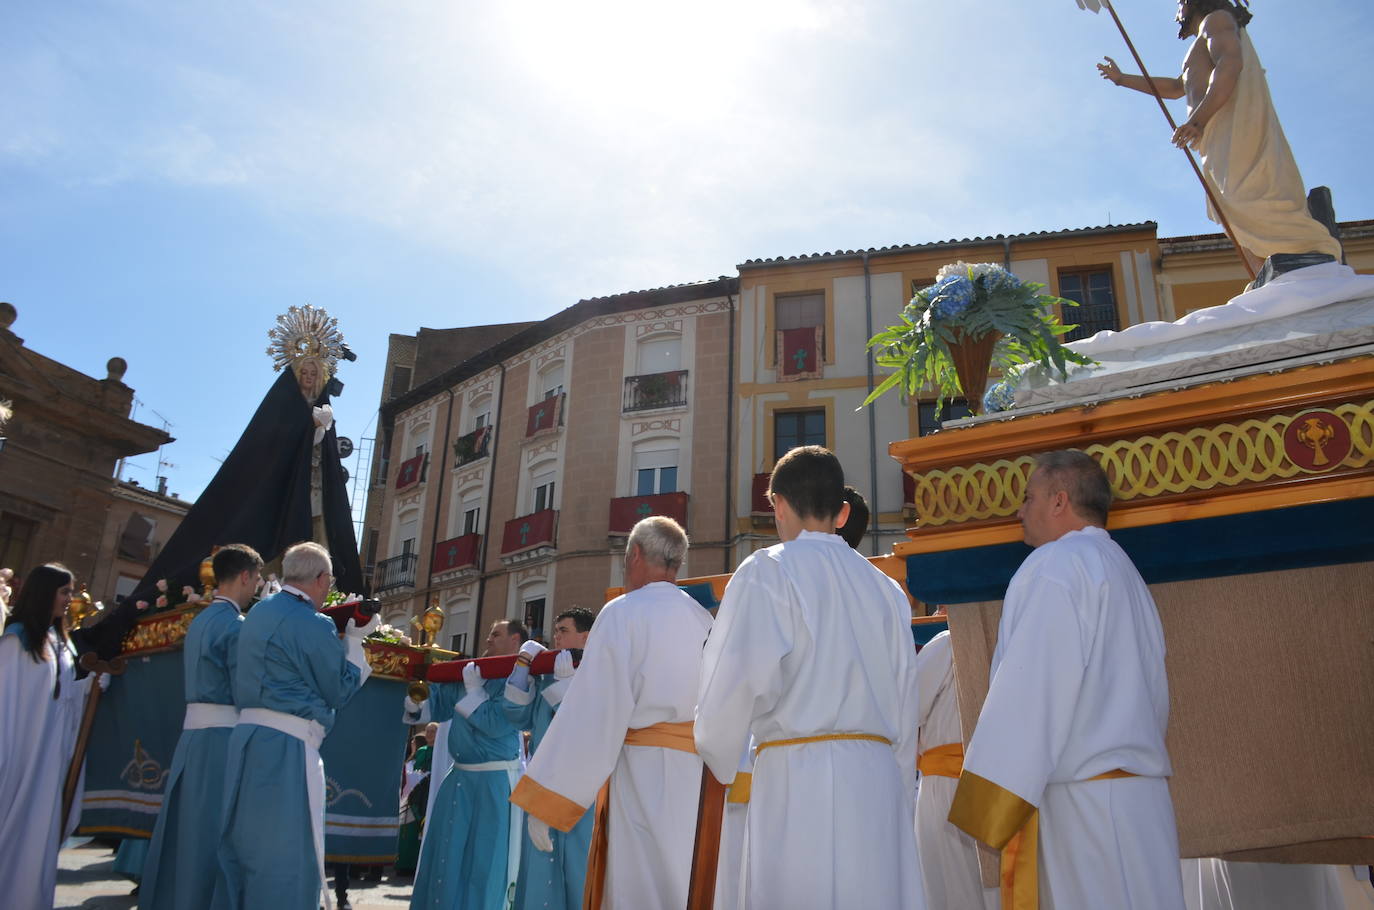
[4, 0, 1371, 511]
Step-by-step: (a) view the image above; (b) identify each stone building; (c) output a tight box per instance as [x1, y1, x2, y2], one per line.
[0, 301, 178, 599]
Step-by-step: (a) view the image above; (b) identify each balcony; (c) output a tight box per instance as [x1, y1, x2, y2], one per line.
[395, 453, 427, 491]
[374, 553, 418, 595]
[525, 394, 565, 439]
[431, 533, 481, 578]
[622, 370, 688, 412]
[608, 491, 689, 535]
[500, 509, 558, 563]
[452, 425, 492, 468]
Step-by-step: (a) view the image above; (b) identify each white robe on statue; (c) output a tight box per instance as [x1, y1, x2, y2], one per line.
[695, 530, 925, 909]
[951, 526, 1186, 910]
[915, 630, 999, 910]
[510, 581, 712, 910]
[0, 625, 90, 910]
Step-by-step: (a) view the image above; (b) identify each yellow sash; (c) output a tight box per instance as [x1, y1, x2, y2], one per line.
[583, 721, 696, 910]
[755, 732, 892, 754]
[917, 742, 964, 779]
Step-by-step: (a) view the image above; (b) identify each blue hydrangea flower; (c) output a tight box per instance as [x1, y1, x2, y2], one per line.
[927, 275, 975, 320]
[983, 373, 1020, 413]
[977, 266, 1022, 294]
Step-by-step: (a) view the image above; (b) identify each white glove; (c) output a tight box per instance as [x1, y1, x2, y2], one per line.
[402, 694, 431, 724]
[517, 639, 547, 662]
[528, 815, 554, 853]
[553, 649, 575, 680]
[462, 661, 484, 695]
[349, 612, 381, 638]
[97, 672, 111, 693]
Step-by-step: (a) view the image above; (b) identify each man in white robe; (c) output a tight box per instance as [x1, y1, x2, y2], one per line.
[695, 445, 924, 909]
[510, 516, 711, 909]
[949, 449, 1186, 910]
[915, 626, 1000, 910]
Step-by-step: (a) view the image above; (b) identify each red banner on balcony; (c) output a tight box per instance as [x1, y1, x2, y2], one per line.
[525, 395, 563, 438]
[396, 453, 426, 490]
[751, 473, 773, 515]
[432, 533, 480, 574]
[608, 491, 689, 535]
[776, 326, 823, 381]
[501, 509, 558, 556]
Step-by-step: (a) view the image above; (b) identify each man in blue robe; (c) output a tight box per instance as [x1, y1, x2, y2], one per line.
[140, 544, 262, 910]
[404, 622, 524, 910]
[213, 541, 375, 910]
[502, 608, 595, 910]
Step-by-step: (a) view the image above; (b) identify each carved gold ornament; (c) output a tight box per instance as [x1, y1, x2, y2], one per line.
[906, 400, 1373, 526]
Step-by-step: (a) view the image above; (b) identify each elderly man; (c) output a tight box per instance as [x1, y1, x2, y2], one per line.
[949, 450, 1185, 909]
[695, 445, 924, 909]
[510, 517, 710, 909]
[502, 607, 596, 910]
[403, 619, 524, 909]
[141, 544, 262, 910]
[213, 541, 375, 910]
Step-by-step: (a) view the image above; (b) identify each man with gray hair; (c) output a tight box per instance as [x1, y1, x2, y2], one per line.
[510, 516, 711, 909]
[949, 450, 1185, 908]
[213, 541, 377, 910]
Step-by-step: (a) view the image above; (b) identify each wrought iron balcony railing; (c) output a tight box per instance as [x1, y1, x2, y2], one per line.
[622, 370, 688, 412]
[374, 552, 419, 594]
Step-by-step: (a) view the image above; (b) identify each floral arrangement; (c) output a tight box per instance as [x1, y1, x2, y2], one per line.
[142, 578, 204, 611]
[865, 261, 1095, 415]
[366, 623, 413, 646]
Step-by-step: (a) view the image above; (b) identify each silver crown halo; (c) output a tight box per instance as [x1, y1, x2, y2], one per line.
[265, 304, 346, 374]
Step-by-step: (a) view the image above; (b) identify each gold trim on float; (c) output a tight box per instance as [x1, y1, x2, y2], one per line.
[895, 473, 1374, 557]
[901, 398, 1373, 529]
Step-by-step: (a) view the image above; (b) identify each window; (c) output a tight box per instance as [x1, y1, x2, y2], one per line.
[474, 411, 489, 430]
[539, 363, 565, 400]
[523, 598, 546, 643]
[632, 445, 679, 495]
[398, 516, 419, 557]
[0, 513, 37, 574]
[462, 506, 481, 535]
[773, 409, 825, 459]
[531, 472, 556, 513]
[118, 513, 156, 562]
[389, 365, 412, 398]
[917, 400, 973, 436]
[449, 632, 468, 656]
[1058, 268, 1119, 342]
[470, 394, 492, 433]
[636, 337, 682, 374]
[414, 444, 425, 458]
[775, 292, 826, 356]
[636, 466, 677, 496]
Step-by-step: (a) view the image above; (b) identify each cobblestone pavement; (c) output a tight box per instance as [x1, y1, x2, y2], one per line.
[57, 840, 415, 909]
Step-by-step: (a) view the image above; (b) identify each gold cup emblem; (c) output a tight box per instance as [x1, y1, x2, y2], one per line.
[1294, 415, 1336, 466]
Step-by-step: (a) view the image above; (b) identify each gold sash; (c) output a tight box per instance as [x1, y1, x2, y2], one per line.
[917, 742, 964, 779]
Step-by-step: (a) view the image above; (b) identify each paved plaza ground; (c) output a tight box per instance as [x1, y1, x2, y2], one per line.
[56, 840, 415, 909]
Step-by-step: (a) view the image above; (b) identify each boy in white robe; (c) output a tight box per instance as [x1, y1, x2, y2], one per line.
[510, 517, 711, 909]
[949, 449, 1186, 910]
[695, 445, 924, 909]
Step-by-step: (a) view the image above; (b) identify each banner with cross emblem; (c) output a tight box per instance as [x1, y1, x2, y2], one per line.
[776, 326, 824, 381]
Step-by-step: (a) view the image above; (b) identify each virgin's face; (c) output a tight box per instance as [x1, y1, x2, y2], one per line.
[52, 581, 74, 620]
[298, 361, 320, 396]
